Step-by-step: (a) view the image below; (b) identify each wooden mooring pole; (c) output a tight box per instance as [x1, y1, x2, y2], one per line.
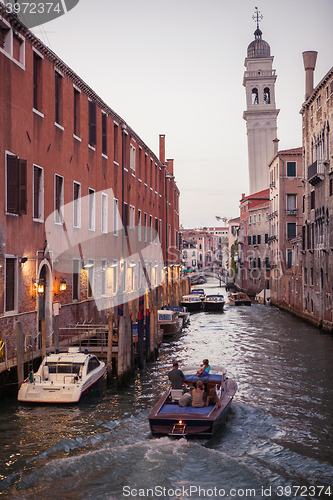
[15, 322, 24, 385]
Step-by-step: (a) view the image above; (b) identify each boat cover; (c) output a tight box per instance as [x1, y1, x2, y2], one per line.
[185, 374, 222, 383]
[158, 404, 214, 415]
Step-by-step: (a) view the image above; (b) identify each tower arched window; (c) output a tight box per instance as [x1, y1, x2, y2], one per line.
[252, 88, 259, 105]
[263, 87, 270, 104]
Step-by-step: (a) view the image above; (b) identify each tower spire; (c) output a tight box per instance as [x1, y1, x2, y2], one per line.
[252, 7, 263, 31]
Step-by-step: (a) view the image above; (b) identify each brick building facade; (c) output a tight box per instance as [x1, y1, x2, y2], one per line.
[0, 6, 180, 356]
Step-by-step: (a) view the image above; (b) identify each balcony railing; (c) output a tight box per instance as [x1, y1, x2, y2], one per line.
[308, 160, 325, 185]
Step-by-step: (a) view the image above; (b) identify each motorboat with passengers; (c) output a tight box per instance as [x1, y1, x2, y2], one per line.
[17, 347, 105, 403]
[148, 365, 237, 438]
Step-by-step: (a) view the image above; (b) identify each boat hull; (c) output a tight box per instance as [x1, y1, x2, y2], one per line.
[18, 368, 105, 403]
[180, 301, 202, 312]
[203, 301, 225, 312]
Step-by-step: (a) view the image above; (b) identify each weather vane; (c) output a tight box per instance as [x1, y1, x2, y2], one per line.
[252, 7, 263, 29]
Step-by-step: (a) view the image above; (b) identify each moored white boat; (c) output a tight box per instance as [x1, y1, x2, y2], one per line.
[163, 305, 190, 327]
[180, 295, 203, 312]
[158, 310, 183, 338]
[228, 292, 251, 306]
[203, 294, 225, 312]
[17, 347, 105, 403]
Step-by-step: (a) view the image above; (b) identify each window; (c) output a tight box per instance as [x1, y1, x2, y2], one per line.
[55, 70, 63, 125]
[310, 190, 315, 210]
[114, 123, 119, 163]
[286, 249, 292, 269]
[155, 218, 158, 243]
[253, 214, 256, 224]
[88, 188, 95, 230]
[87, 260, 94, 298]
[5, 257, 17, 313]
[113, 198, 119, 234]
[6, 155, 27, 215]
[287, 222, 296, 240]
[252, 235, 256, 245]
[248, 236, 251, 245]
[150, 215, 153, 243]
[263, 87, 270, 104]
[102, 112, 107, 155]
[130, 144, 136, 171]
[257, 257, 261, 269]
[33, 51, 42, 111]
[257, 234, 261, 244]
[33, 165, 43, 221]
[252, 88, 259, 105]
[316, 95, 321, 110]
[286, 162, 296, 177]
[302, 194, 305, 213]
[73, 259, 79, 300]
[101, 193, 108, 233]
[258, 213, 261, 222]
[144, 213, 147, 242]
[101, 260, 106, 296]
[129, 205, 135, 230]
[286, 194, 297, 211]
[249, 215, 252, 224]
[330, 178, 333, 197]
[88, 101, 97, 146]
[54, 174, 64, 223]
[73, 87, 80, 137]
[73, 182, 81, 228]
[138, 209, 141, 241]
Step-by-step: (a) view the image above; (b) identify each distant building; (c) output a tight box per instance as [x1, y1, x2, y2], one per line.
[299, 54, 333, 330]
[268, 147, 303, 306]
[236, 190, 270, 295]
[180, 227, 228, 273]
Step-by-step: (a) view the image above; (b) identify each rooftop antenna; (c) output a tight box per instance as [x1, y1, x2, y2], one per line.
[252, 6, 263, 30]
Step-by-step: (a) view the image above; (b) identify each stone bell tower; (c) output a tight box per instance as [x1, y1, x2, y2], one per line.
[243, 8, 279, 194]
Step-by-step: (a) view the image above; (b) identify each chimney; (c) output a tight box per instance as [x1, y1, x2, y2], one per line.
[166, 158, 174, 176]
[159, 134, 165, 164]
[302, 51, 318, 100]
[273, 138, 280, 155]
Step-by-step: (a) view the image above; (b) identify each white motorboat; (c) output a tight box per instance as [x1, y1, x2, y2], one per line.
[158, 310, 183, 338]
[17, 347, 105, 403]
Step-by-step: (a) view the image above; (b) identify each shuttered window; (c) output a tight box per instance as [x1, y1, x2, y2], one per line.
[89, 101, 97, 146]
[6, 155, 27, 215]
[5, 258, 16, 312]
[102, 113, 107, 155]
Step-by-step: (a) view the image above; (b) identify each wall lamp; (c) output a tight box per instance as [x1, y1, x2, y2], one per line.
[20, 257, 28, 266]
[59, 278, 67, 292]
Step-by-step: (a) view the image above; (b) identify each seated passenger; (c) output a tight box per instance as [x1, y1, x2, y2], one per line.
[206, 388, 221, 408]
[197, 359, 210, 377]
[191, 380, 206, 408]
[178, 388, 193, 407]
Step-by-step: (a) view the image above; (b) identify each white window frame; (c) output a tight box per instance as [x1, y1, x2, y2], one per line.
[73, 181, 81, 228]
[130, 144, 136, 172]
[54, 174, 64, 224]
[113, 198, 119, 235]
[138, 209, 141, 241]
[144, 212, 147, 242]
[129, 205, 135, 230]
[88, 188, 95, 231]
[101, 192, 108, 234]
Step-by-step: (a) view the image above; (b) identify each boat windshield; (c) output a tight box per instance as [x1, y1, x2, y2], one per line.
[159, 313, 173, 321]
[47, 362, 83, 374]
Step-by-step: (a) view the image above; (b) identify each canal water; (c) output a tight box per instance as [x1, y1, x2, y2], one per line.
[1, 281, 333, 500]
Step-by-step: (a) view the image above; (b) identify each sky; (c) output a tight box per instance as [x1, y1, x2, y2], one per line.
[31, 0, 333, 228]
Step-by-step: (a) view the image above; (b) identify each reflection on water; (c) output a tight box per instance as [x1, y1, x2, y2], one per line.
[1, 281, 333, 499]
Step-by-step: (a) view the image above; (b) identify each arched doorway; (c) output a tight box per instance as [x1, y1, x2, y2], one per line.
[37, 260, 53, 349]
